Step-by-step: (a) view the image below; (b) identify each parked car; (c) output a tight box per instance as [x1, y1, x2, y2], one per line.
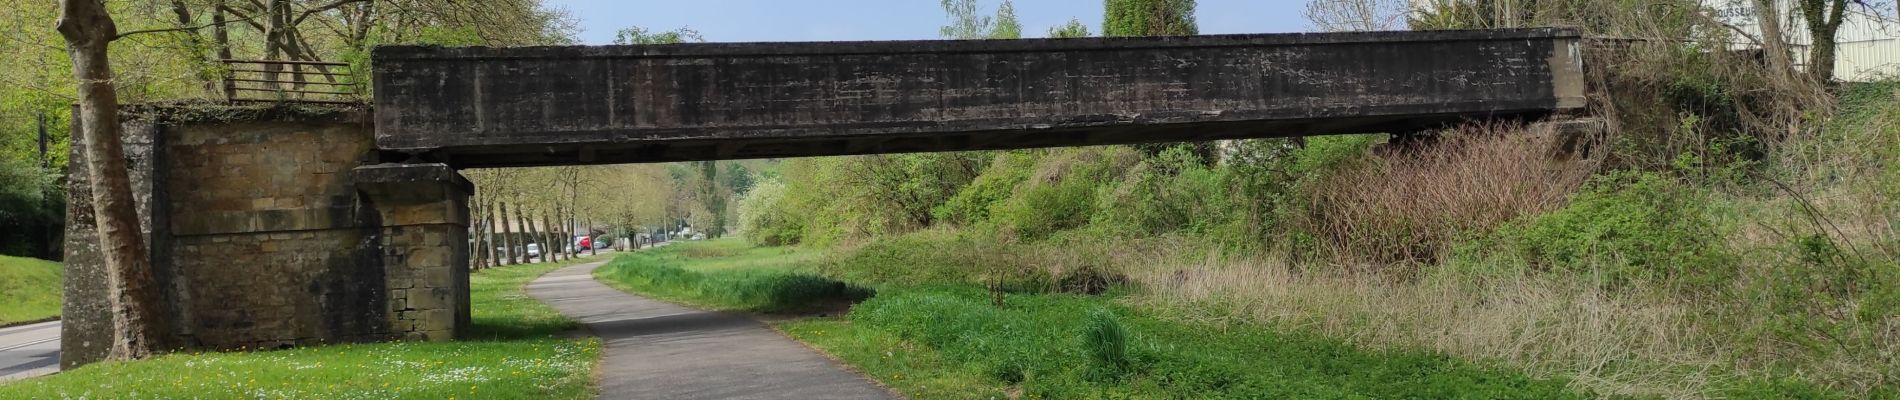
[525, 243, 541, 258]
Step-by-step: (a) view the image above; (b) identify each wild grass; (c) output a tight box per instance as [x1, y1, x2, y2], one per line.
[0, 254, 612, 399]
[594, 240, 870, 313]
[0, 255, 61, 325]
[617, 238, 1588, 398]
[785, 286, 1584, 399]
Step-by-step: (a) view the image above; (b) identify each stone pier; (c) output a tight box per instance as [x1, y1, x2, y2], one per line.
[62, 105, 471, 368]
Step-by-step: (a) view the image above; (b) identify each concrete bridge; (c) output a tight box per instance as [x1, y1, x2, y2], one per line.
[62, 28, 1586, 367]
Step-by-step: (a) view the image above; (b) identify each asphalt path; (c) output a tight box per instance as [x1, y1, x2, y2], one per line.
[526, 260, 893, 400]
[0, 320, 59, 382]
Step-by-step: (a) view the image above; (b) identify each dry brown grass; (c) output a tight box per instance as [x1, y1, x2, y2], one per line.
[1130, 255, 1733, 399]
[1301, 125, 1597, 269]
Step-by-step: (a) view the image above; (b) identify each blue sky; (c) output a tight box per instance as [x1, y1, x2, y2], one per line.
[546, 0, 1309, 44]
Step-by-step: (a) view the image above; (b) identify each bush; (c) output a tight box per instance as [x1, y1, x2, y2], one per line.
[1091, 146, 1240, 237]
[933, 151, 1037, 227]
[733, 179, 803, 246]
[989, 147, 1138, 241]
[1488, 171, 1734, 288]
[0, 157, 62, 259]
[1299, 128, 1592, 267]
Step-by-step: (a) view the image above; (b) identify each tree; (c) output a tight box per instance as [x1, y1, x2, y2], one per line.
[1048, 18, 1093, 38]
[56, 0, 169, 360]
[1798, 0, 1851, 82]
[613, 26, 703, 45]
[724, 163, 755, 196]
[940, 0, 1024, 39]
[1305, 0, 1408, 31]
[1104, 0, 1198, 36]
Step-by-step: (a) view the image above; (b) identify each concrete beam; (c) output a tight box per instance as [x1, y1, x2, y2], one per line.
[373, 28, 1585, 167]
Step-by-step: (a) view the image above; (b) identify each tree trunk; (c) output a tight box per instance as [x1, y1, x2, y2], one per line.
[468, 198, 483, 270]
[541, 211, 557, 262]
[589, 217, 598, 256]
[517, 206, 534, 263]
[1753, 0, 1795, 77]
[498, 201, 515, 265]
[1801, 0, 1848, 83]
[57, 0, 170, 360]
[484, 196, 499, 268]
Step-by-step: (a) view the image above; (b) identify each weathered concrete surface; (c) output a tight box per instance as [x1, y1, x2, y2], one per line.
[354, 163, 473, 341]
[527, 261, 893, 400]
[374, 28, 1586, 167]
[62, 105, 471, 368]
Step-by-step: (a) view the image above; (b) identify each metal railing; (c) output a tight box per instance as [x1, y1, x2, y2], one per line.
[220, 59, 362, 104]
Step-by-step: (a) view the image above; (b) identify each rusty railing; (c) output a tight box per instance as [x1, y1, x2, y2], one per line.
[220, 59, 362, 104]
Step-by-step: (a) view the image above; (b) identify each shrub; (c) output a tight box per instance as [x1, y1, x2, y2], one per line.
[1491, 171, 1734, 288]
[1294, 128, 1592, 268]
[733, 179, 803, 245]
[1091, 146, 1240, 237]
[0, 157, 63, 259]
[989, 147, 1137, 241]
[933, 151, 1038, 226]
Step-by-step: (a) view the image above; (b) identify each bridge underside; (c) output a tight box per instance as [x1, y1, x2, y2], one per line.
[434, 110, 1559, 166]
[374, 28, 1585, 168]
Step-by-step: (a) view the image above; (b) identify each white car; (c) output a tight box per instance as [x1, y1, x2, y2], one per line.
[525, 243, 541, 258]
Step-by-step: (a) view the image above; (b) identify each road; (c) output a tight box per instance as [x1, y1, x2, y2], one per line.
[527, 261, 894, 400]
[0, 321, 59, 382]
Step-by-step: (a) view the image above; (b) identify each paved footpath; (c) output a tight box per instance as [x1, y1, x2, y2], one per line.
[526, 261, 894, 400]
[0, 320, 60, 382]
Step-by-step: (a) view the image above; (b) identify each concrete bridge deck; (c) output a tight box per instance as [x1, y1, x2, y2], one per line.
[373, 28, 1585, 167]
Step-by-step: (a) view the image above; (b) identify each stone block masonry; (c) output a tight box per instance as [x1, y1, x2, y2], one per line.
[62, 105, 471, 368]
[355, 163, 473, 341]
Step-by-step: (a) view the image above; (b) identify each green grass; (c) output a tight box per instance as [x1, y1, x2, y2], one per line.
[594, 240, 870, 313]
[0, 254, 614, 399]
[600, 240, 1591, 399]
[0, 254, 61, 325]
[784, 288, 1587, 399]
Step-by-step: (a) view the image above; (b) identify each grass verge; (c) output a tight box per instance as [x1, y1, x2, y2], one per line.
[0, 255, 61, 325]
[601, 240, 1590, 398]
[594, 241, 870, 313]
[0, 254, 613, 399]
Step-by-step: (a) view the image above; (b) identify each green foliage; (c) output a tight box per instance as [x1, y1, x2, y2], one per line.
[0, 157, 62, 259]
[762, 153, 988, 245]
[940, 0, 1024, 39]
[1486, 172, 1734, 288]
[724, 163, 755, 195]
[1104, 0, 1198, 36]
[595, 243, 871, 313]
[735, 180, 803, 246]
[933, 151, 1038, 226]
[0, 255, 61, 325]
[1092, 146, 1239, 237]
[988, 148, 1133, 240]
[817, 231, 989, 287]
[994, 175, 1100, 240]
[612, 26, 705, 45]
[1047, 18, 1093, 38]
